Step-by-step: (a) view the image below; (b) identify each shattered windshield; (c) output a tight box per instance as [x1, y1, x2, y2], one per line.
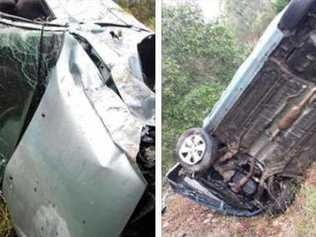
[0, 22, 64, 179]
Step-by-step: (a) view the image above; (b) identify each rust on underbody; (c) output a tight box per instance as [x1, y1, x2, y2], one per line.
[214, 12, 316, 181]
[277, 88, 316, 131]
[204, 8, 316, 212]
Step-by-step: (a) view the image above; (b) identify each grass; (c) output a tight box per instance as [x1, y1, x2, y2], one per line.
[0, 195, 14, 237]
[293, 186, 316, 237]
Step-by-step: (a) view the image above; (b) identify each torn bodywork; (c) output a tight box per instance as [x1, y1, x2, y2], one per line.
[0, 0, 155, 236]
[169, 0, 316, 216]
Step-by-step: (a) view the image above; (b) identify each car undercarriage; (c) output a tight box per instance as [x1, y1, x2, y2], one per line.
[168, 0, 316, 216]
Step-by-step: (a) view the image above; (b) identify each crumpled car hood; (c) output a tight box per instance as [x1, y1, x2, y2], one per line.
[0, 0, 155, 236]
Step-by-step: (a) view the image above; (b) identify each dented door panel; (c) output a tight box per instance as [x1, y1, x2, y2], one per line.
[3, 33, 147, 237]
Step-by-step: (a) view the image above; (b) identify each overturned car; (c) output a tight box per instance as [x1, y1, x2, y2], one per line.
[0, 0, 155, 236]
[168, 0, 316, 216]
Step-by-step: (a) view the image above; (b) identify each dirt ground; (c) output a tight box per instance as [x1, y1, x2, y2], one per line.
[162, 164, 316, 237]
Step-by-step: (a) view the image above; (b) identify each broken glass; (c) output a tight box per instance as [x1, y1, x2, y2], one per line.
[0, 22, 64, 180]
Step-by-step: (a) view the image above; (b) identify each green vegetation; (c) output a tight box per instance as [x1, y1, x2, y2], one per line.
[162, 0, 293, 175]
[162, 1, 290, 175]
[272, 0, 290, 13]
[294, 186, 316, 237]
[162, 3, 245, 174]
[223, 0, 276, 45]
[117, 0, 155, 29]
[0, 197, 13, 237]
[163, 1, 316, 236]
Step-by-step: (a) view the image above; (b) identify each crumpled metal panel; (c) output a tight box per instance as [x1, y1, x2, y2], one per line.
[49, 0, 155, 158]
[110, 57, 155, 125]
[0, 1, 155, 236]
[87, 88, 144, 159]
[45, 0, 155, 126]
[70, 26, 155, 126]
[55, 27, 145, 160]
[47, 0, 148, 30]
[71, 27, 155, 126]
[3, 33, 147, 237]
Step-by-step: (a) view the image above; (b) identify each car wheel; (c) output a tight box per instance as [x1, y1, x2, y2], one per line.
[279, 0, 316, 31]
[175, 128, 218, 174]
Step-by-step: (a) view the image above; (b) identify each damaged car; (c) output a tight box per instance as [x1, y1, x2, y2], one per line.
[0, 0, 155, 236]
[168, 0, 316, 216]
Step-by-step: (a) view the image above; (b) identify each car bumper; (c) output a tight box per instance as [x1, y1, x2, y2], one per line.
[167, 164, 263, 217]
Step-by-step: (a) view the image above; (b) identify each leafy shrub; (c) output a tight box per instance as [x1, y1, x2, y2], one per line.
[162, 3, 244, 175]
[272, 0, 290, 13]
[116, 0, 155, 29]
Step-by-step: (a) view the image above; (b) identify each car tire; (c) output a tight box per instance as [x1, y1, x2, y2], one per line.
[279, 0, 316, 31]
[175, 128, 218, 174]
